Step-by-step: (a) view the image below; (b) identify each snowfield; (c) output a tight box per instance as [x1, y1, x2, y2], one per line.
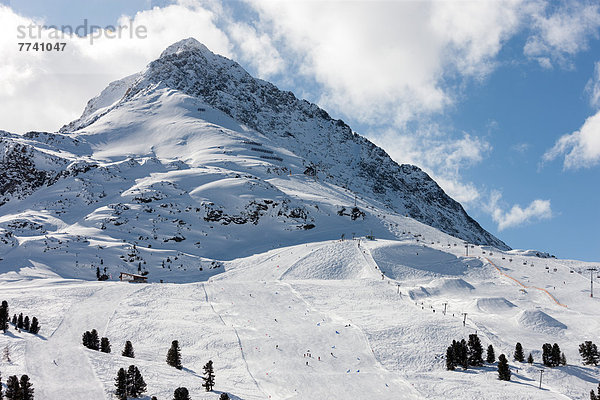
[2, 237, 600, 399]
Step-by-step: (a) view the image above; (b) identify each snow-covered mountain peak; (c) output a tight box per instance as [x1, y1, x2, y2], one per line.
[159, 37, 212, 58]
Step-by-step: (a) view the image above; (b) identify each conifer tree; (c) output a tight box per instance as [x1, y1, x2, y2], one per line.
[23, 316, 30, 331]
[114, 368, 127, 400]
[151, 397, 158, 400]
[17, 313, 23, 329]
[101, 337, 111, 353]
[11, 314, 17, 325]
[220, 393, 230, 400]
[20, 375, 34, 400]
[96, 267, 101, 280]
[467, 334, 483, 366]
[89, 329, 100, 351]
[167, 340, 182, 369]
[122, 341, 135, 358]
[486, 344, 496, 363]
[542, 343, 552, 367]
[560, 352, 567, 366]
[29, 317, 40, 334]
[446, 343, 456, 370]
[527, 353, 534, 364]
[82, 331, 91, 348]
[5, 375, 20, 400]
[0, 301, 8, 332]
[514, 342, 524, 362]
[173, 387, 190, 400]
[202, 360, 215, 391]
[591, 382, 600, 400]
[458, 339, 469, 370]
[127, 365, 146, 397]
[580, 341, 599, 365]
[497, 354, 511, 381]
[551, 343, 562, 367]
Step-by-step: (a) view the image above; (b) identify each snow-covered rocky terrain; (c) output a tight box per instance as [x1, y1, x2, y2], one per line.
[1, 39, 599, 399]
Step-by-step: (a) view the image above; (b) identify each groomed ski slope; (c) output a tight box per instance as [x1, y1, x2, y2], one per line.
[1, 236, 599, 399]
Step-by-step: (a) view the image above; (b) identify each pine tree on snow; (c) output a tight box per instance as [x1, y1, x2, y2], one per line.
[29, 317, 40, 334]
[20, 374, 34, 400]
[173, 387, 191, 400]
[5, 375, 20, 400]
[167, 340, 182, 369]
[0, 301, 8, 332]
[122, 341, 135, 358]
[446, 344, 456, 371]
[486, 344, 496, 363]
[202, 360, 215, 391]
[126, 365, 146, 397]
[560, 352, 567, 366]
[220, 393, 231, 400]
[23, 316, 30, 331]
[542, 343, 552, 367]
[580, 341, 599, 365]
[591, 382, 600, 400]
[497, 354, 511, 381]
[527, 353, 534, 364]
[114, 368, 127, 400]
[457, 339, 469, 370]
[89, 329, 100, 351]
[551, 343, 562, 367]
[11, 314, 17, 326]
[17, 313, 23, 329]
[467, 334, 483, 366]
[100, 337, 111, 353]
[514, 342, 524, 362]
[151, 397, 158, 400]
[82, 331, 91, 348]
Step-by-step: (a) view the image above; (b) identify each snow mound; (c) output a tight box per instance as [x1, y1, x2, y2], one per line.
[517, 309, 567, 333]
[370, 243, 481, 280]
[432, 278, 475, 293]
[281, 241, 370, 280]
[475, 297, 517, 313]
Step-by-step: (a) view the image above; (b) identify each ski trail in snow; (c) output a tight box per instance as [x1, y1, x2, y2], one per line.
[24, 283, 143, 400]
[200, 282, 269, 399]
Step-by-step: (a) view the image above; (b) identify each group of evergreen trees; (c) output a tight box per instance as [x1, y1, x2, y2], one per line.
[514, 342, 534, 364]
[445, 334, 483, 370]
[82, 329, 111, 353]
[446, 335, 512, 381]
[114, 365, 146, 399]
[1, 301, 40, 335]
[4, 374, 34, 400]
[580, 341, 599, 366]
[542, 343, 566, 367]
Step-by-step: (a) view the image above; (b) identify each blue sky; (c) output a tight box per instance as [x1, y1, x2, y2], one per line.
[2, 0, 599, 261]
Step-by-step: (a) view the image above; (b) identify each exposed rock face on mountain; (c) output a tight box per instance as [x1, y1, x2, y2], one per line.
[0, 38, 508, 278]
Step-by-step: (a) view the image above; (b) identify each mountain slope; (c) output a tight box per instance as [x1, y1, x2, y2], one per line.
[0, 38, 507, 280]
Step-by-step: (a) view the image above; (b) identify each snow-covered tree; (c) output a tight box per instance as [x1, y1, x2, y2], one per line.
[122, 341, 135, 358]
[446, 344, 456, 370]
[527, 353, 534, 364]
[497, 354, 511, 381]
[167, 340, 182, 369]
[23, 316, 30, 331]
[202, 360, 215, 391]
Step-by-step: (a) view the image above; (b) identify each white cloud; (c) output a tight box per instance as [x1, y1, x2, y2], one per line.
[487, 190, 552, 231]
[586, 61, 600, 109]
[246, 0, 524, 127]
[544, 110, 600, 169]
[0, 3, 233, 133]
[524, 1, 600, 68]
